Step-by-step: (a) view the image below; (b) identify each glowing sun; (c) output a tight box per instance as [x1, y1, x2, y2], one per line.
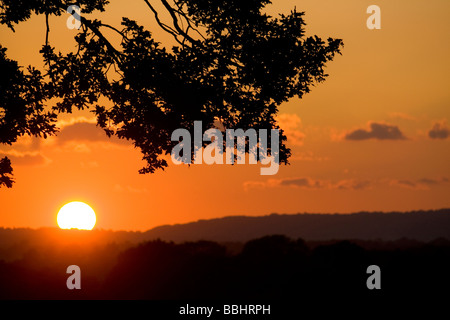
[57, 201, 96, 230]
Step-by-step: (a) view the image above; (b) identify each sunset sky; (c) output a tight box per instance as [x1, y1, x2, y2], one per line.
[0, 0, 449, 231]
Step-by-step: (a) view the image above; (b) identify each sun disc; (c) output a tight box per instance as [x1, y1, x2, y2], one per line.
[57, 201, 96, 230]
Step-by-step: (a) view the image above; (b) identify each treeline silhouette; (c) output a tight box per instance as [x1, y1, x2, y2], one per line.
[0, 234, 449, 299]
[2, 209, 449, 262]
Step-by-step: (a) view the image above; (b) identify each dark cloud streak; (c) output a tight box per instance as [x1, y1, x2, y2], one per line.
[345, 122, 407, 141]
[428, 121, 449, 139]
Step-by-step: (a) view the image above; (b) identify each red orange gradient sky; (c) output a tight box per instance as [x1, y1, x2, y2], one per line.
[0, 0, 449, 230]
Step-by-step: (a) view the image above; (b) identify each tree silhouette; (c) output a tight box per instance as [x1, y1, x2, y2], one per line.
[0, 0, 343, 187]
[0, 45, 57, 187]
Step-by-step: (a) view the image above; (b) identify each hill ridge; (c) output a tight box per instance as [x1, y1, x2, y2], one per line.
[143, 208, 450, 242]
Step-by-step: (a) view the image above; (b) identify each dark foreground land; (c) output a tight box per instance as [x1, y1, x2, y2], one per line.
[1, 209, 449, 300]
[0, 233, 449, 300]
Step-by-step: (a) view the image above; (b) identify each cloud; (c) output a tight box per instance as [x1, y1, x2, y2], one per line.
[0, 118, 100, 153]
[279, 177, 327, 188]
[276, 113, 305, 146]
[289, 151, 329, 162]
[242, 181, 268, 190]
[245, 176, 449, 192]
[57, 122, 110, 144]
[56, 116, 97, 129]
[244, 177, 371, 191]
[388, 112, 417, 121]
[419, 177, 449, 184]
[345, 122, 407, 141]
[63, 143, 92, 153]
[0, 134, 43, 152]
[428, 120, 449, 139]
[54, 121, 130, 148]
[0, 150, 50, 166]
[389, 179, 432, 190]
[389, 177, 449, 190]
[334, 179, 371, 190]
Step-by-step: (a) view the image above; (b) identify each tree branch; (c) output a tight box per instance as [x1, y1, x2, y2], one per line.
[100, 22, 130, 42]
[45, 13, 49, 46]
[172, 2, 207, 41]
[79, 16, 123, 64]
[143, 0, 184, 47]
[159, 0, 199, 45]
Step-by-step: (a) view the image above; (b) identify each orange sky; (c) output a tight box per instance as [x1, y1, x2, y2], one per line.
[1, 0, 449, 230]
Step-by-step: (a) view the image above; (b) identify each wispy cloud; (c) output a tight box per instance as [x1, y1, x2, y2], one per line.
[387, 112, 417, 121]
[56, 122, 113, 144]
[389, 177, 449, 190]
[43, 120, 131, 151]
[334, 179, 372, 190]
[56, 116, 97, 129]
[289, 150, 329, 162]
[0, 150, 50, 166]
[244, 176, 449, 191]
[244, 177, 372, 191]
[276, 113, 305, 146]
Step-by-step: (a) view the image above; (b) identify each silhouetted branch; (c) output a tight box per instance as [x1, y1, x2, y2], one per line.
[100, 22, 130, 43]
[159, 0, 199, 45]
[172, 2, 207, 41]
[143, 0, 184, 46]
[45, 13, 49, 46]
[80, 16, 123, 64]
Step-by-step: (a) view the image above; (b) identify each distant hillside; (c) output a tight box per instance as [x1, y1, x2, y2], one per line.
[1, 209, 449, 261]
[143, 209, 450, 242]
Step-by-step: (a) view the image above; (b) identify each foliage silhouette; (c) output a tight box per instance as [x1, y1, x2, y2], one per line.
[0, 46, 57, 187]
[0, 156, 13, 188]
[0, 0, 343, 186]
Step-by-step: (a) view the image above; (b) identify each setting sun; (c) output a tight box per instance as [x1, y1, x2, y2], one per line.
[57, 201, 97, 230]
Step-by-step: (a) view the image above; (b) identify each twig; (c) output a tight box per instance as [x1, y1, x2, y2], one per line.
[100, 23, 130, 42]
[45, 13, 50, 46]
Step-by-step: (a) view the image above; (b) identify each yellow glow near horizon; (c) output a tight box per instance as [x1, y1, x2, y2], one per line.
[57, 201, 96, 230]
